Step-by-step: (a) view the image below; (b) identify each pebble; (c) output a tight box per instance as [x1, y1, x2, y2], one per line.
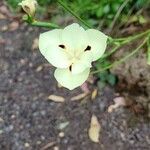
[59, 132, 65, 138]
[53, 146, 59, 150]
[0, 129, 3, 134]
[24, 142, 30, 148]
[5, 125, 14, 132]
[10, 115, 16, 119]
[41, 135, 45, 140]
[36, 141, 42, 145]
[40, 110, 46, 116]
[0, 117, 4, 122]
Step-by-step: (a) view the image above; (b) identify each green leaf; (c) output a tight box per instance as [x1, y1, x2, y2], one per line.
[98, 71, 109, 82]
[107, 74, 117, 86]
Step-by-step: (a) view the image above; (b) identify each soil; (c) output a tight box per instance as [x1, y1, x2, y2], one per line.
[0, 4, 150, 150]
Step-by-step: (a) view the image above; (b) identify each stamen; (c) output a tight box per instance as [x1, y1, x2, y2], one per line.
[59, 44, 65, 49]
[84, 45, 91, 51]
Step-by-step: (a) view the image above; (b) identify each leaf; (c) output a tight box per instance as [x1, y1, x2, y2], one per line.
[98, 71, 108, 81]
[108, 97, 126, 113]
[80, 82, 90, 93]
[91, 89, 98, 100]
[57, 121, 69, 130]
[0, 13, 6, 19]
[32, 38, 39, 50]
[36, 65, 43, 72]
[9, 21, 19, 31]
[48, 95, 65, 102]
[88, 115, 101, 143]
[107, 74, 117, 86]
[41, 141, 56, 150]
[71, 93, 87, 101]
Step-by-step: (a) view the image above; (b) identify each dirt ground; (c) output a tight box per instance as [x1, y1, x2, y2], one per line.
[0, 4, 150, 150]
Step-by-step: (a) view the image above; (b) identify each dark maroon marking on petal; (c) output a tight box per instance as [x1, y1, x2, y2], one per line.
[69, 65, 72, 72]
[59, 44, 65, 49]
[84, 45, 91, 51]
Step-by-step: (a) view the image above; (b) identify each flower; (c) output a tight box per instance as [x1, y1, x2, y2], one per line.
[18, 0, 37, 17]
[39, 23, 107, 90]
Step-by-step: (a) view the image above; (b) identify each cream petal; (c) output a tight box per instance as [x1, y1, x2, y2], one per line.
[86, 29, 108, 61]
[41, 45, 71, 68]
[62, 23, 88, 54]
[72, 51, 92, 74]
[39, 29, 71, 68]
[39, 29, 62, 51]
[54, 68, 90, 90]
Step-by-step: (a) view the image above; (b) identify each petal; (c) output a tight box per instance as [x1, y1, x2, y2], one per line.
[39, 29, 61, 51]
[39, 29, 71, 68]
[62, 23, 88, 54]
[54, 68, 90, 90]
[86, 29, 108, 61]
[72, 51, 92, 74]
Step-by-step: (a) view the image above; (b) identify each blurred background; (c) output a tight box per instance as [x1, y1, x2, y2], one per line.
[0, 0, 150, 150]
[6, 0, 150, 31]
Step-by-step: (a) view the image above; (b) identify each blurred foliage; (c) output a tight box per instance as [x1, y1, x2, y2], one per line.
[95, 59, 118, 88]
[6, 0, 149, 28]
[6, 0, 54, 8]
[61, 0, 149, 27]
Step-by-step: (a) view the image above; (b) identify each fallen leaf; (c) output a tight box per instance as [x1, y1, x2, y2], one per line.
[71, 93, 88, 101]
[91, 89, 98, 100]
[0, 6, 10, 17]
[88, 115, 101, 143]
[32, 38, 39, 50]
[41, 141, 56, 150]
[48, 95, 65, 102]
[0, 13, 6, 19]
[57, 121, 69, 130]
[108, 105, 118, 113]
[80, 82, 90, 93]
[1, 25, 8, 31]
[113, 97, 126, 106]
[36, 65, 43, 72]
[9, 21, 19, 31]
[108, 97, 126, 113]
[57, 83, 63, 88]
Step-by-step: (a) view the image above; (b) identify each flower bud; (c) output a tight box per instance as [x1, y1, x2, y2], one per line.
[19, 0, 37, 17]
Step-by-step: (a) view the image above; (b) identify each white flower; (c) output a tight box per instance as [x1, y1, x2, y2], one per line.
[19, 0, 37, 16]
[39, 23, 107, 90]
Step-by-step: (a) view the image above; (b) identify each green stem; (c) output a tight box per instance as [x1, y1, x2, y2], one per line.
[101, 29, 150, 60]
[113, 29, 150, 42]
[58, 0, 91, 28]
[100, 45, 120, 60]
[147, 33, 150, 65]
[91, 37, 148, 74]
[30, 20, 59, 28]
